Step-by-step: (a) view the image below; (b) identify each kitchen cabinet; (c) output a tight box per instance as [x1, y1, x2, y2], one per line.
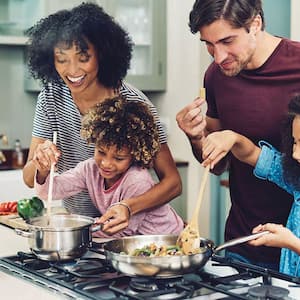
[0, 0, 166, 92]
[0, 0, 80, 43]
[96, 0, 166, 91]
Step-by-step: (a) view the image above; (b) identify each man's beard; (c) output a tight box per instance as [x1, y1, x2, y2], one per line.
[219, 53, 253, 77]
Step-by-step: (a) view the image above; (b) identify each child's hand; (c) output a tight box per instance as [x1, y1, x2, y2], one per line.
[97, 202, 130, 235]
[202, 130, 236, 168]
[249, 223, 296, 249]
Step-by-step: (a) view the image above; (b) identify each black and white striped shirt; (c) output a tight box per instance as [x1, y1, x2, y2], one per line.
[32, 81, 166, 217]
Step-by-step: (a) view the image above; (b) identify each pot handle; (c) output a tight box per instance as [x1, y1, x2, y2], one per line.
[214, 230, 270, 253]
[15, 228, 33, 238]
[91, 223, 103, 233]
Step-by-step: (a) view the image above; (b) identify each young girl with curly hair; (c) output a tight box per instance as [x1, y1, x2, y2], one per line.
[34, 96, 184, 237]
[201, 95, 300, 276]
[23, 2, 181, 234]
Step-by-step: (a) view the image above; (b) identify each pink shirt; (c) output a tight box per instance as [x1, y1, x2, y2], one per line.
[35, 158, 184, 237]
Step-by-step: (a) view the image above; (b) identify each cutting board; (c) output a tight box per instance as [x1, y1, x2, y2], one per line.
[0, 207, 68, 230]
[0, 214, 28, 230]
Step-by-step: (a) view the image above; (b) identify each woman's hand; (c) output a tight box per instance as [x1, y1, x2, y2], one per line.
[249, 223, 300, 251]
[96, 202, 130, 235]
[32, 140, 60, 184]
[32, 140, 60, 171]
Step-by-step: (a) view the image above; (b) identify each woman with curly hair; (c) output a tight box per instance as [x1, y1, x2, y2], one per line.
[23, 2, 182, 235]
[200, 94, 300, 276]
[34, 97, 184, 237]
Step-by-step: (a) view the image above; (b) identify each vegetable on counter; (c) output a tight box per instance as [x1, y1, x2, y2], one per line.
[17, 196, 45, 220]
[0, 201, 18, 215]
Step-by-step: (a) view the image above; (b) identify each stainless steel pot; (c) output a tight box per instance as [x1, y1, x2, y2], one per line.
[102, 231, 269, 278]
[15, 214, 101, 261]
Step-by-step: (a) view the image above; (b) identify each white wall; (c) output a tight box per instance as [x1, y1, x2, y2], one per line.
[291, 0, 300, 41]
[150, 0, 212, 237]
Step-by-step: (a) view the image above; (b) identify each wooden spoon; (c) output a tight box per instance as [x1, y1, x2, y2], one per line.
[177, 164, 210, 254]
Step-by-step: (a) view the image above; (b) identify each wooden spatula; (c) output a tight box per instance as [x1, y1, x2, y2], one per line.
[177, 87, 208, 254]
[177, 164, 210, 254]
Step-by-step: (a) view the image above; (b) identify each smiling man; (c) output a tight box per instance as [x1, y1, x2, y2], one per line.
[176, 0, 300, 270]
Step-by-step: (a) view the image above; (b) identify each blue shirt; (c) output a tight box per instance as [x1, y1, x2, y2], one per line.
[254, 141, 300, 276]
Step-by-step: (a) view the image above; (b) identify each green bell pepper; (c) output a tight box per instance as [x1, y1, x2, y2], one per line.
[17, 196, 45, 220]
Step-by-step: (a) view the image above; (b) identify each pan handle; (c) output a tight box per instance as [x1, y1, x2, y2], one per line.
[91, 223, 103, 232]
[214, 230, 270, 253]
[15, 228, 33, 238]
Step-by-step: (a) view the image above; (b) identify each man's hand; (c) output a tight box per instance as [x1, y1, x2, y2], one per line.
[176, 97, 206, 142]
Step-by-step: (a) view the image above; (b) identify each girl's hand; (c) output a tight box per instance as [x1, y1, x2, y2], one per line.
[97, 202, 130, 235]
[202, 130, 236, 168]
[249, 223, 296, 249]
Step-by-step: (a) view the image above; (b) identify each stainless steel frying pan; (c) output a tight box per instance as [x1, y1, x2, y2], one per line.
[102, 232, 268, 278]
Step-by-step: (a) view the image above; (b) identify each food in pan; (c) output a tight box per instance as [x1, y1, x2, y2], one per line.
[123, 242, 202, 257]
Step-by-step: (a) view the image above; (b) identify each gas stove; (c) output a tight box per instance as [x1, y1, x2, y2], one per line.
[0, 243, 300, 300]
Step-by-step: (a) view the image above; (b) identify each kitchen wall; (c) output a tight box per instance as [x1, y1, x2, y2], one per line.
[291, 0, 300, 41]
[0, 46, 36, 148]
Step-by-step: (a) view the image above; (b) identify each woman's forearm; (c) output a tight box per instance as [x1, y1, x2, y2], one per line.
[124, 144, 182, 215]
[23, 136, 48, 188]
[23, 160, 36, 188]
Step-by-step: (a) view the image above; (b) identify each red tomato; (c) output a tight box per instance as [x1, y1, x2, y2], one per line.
[0, 203, 6, 212]
[11, 202, 18, 213]
[0, 201, 18, 213]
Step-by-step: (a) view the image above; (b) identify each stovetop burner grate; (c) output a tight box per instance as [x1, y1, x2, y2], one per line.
[248, 285, 289, 299]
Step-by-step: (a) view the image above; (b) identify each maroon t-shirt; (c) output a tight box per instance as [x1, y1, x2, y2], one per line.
[205, 38, 300, 264]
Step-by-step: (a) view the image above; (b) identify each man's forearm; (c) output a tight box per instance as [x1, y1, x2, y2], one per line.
[190, 138, 204, 162]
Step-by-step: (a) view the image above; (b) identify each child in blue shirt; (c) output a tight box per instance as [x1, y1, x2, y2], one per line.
[201, 94, 300, 276]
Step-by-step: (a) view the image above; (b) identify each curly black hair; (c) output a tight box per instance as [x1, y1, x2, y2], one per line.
[25, 2, 133, 89]
[81, 96, 160, 168]
[281, 94, 300, 188]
